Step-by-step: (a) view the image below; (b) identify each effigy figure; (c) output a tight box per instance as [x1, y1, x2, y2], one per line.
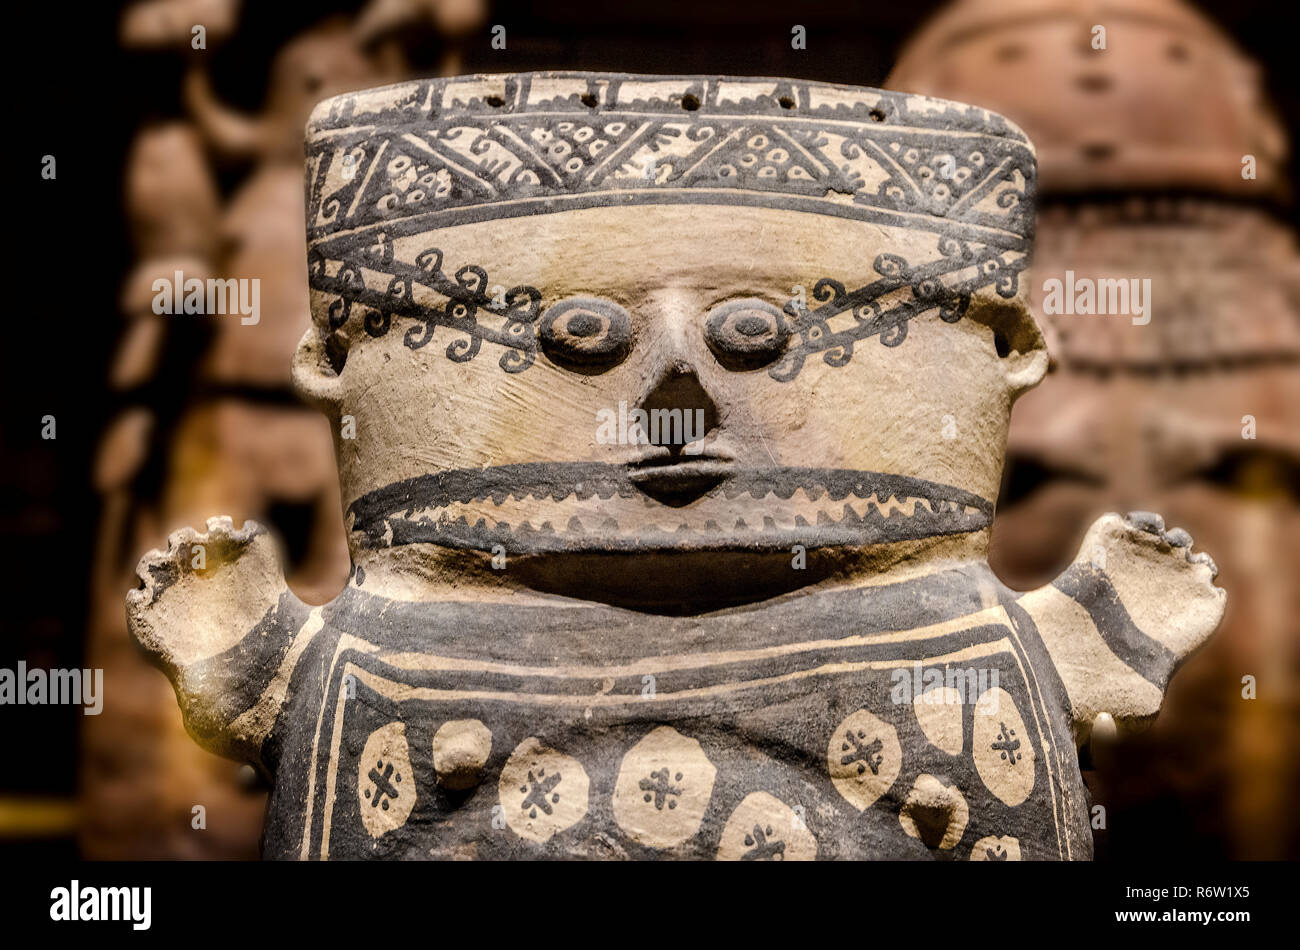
[128, 73, 1224, 859]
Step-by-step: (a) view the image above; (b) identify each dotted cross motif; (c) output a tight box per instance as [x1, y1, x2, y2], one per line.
[639, 767, 684, 810]
[742, 825, 787, 861]
[520, 768, 562, 818]
[985, 844, 1009, 860]
[991, 722, 1022, 765]
[840, 728, 885, 776]
[364, 759, 402, 811]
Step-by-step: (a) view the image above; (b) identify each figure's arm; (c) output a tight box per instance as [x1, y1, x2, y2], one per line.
[1014, 511, 1226, 747]
[127, 517, 315, 770]
[182, 66, 269, 160]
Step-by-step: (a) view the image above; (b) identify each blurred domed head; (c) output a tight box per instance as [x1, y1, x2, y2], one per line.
[888, 0, 1287, 198]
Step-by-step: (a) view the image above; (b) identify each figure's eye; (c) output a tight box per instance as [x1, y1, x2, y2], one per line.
[704, 298, 790, 370]
[538, 297, 634, 371]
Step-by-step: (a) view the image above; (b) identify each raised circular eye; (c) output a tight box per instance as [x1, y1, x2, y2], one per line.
[703, 298, 790, 369]
[538, 297, 633, 370]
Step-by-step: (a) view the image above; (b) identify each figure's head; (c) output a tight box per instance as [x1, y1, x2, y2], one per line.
[295, 74, 1046, 607]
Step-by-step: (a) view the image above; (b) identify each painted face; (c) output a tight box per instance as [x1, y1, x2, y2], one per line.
[295, 74, 1046, 597]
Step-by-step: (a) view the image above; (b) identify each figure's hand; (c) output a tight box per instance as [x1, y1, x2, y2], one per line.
[1015, 511, 1226, 746]
[127, 517, 312, 766]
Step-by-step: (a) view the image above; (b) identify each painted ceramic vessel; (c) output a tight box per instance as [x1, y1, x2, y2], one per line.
[128, 73, 1224, 860]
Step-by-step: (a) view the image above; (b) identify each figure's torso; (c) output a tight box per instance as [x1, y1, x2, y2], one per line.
[261, 567, 1092, 860]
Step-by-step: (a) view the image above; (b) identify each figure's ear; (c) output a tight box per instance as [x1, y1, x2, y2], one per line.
[292, 327, 344, 411]
[968, 291, 1048, 398]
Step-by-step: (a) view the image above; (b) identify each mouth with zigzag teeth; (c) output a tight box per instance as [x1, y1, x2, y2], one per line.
[345, 462, 993, 555]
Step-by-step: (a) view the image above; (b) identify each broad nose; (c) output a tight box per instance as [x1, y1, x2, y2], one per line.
[636, 360, 720, 454]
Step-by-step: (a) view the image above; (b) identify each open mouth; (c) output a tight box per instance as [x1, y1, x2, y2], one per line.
[346, 462, 994, 555]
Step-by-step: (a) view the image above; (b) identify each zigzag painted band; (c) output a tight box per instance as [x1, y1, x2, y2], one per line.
[305, 72, 1037, 247]
[344, 463, 996, 554]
